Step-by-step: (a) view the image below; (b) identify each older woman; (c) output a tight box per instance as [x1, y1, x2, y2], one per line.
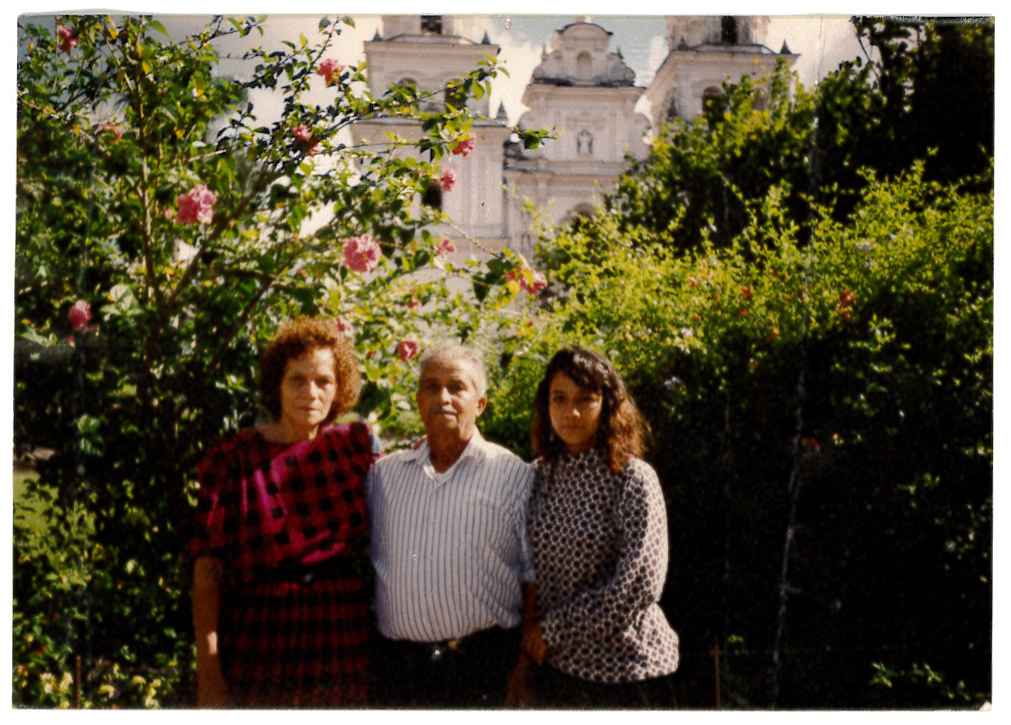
[190, 317, 377, 707]
[514, 347, 679, 708]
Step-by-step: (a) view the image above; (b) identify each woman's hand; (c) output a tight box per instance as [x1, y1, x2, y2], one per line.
[505, 654, 536, 708]
[521, 621, 548, 665]
[197, 665, 231, 708]
[193, 557, 231, 707]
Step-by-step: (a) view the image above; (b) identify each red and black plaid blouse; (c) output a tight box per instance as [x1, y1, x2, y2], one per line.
[190, 422, 377, 707]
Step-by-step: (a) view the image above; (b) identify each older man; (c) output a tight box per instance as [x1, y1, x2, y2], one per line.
[367, 344, 533, 708]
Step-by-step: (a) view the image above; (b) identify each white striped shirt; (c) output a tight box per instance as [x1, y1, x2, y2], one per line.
[367, 432, 534, 642]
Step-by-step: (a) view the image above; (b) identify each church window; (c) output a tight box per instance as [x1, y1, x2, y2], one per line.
[664, 92, 680, 122]
[577, 129, 593, 156]
[702, 86, 722, 114]
[421, 16, 443, 34]
[422, 181, 443, 210]
[576, 51, 593, 81]
[721, 16, 738, 45]
[563, 203, 596, 226]
[444, 82, 468, 110]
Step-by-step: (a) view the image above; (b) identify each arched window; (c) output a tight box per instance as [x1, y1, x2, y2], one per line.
[702, 86, 722, 114]
[577, 129, 593, 156]
[576, 51, 593, 81]
[563, 203, 596, 227]
[444, 82, 467, 110]
[422, 181, 443, 210]
[664, 91, 680, 122]
[421, 16, 443, 34]
[721, 16, 738, 45]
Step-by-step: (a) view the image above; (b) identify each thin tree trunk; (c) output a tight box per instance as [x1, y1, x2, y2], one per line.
[769, 356, 807, 708]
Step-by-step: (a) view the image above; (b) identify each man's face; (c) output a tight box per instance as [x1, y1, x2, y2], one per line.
[416, 357, 486, 441]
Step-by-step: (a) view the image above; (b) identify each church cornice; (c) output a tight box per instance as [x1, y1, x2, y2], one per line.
[355, 115, 511, 129]
[376, 32, 479, 46]
[530, 77, 637, 88]
[675, 42, 780, 56]
[554, 20, 614, 37]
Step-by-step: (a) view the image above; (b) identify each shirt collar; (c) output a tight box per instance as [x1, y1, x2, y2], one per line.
[410, 429, 487, 468]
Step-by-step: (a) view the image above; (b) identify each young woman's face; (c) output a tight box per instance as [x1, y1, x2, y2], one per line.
[548, 371, 604, 455]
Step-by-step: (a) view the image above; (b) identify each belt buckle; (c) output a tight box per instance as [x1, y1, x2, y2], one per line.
[429, 638, 462, 663]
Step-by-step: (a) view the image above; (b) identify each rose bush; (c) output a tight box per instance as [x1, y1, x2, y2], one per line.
[14, 14, 548, 707]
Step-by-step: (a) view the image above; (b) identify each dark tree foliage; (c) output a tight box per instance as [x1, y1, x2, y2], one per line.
[592, 18, 993, 258]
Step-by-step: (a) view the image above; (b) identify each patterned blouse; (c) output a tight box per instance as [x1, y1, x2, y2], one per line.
[527, 448, 680, 684]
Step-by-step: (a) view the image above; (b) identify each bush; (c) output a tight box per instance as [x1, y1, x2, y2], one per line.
[483, 163, 992, 707]
[14, 14, 548, 707]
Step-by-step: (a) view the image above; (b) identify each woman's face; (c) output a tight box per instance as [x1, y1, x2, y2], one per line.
[279, 347, 338, 437]
[548, 371, 603, 455]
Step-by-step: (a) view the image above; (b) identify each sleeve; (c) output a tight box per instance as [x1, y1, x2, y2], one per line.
[188, 442, 238, 563]
[539, 461, 669, 647]
[514, 461, 537, 584]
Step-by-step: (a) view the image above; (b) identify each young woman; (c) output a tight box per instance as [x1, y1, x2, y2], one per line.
[190, 317, 377, 707]
[513, 347, 679, 708]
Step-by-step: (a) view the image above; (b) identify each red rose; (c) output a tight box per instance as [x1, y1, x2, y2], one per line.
[68, 299, 91, 331]
[396, 339, 419, 361]
[451, 138, 475, 157]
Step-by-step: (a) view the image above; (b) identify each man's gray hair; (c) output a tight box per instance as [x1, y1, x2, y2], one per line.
[418, 343, 488, 397]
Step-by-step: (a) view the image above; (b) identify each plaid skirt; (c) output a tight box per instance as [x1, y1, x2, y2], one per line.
[219, 567, 370, 707]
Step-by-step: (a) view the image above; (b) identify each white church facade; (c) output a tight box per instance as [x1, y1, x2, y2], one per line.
[351, 15, 797, 257]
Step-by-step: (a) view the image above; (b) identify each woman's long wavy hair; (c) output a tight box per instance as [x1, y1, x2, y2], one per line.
[531, 347, 649, 474]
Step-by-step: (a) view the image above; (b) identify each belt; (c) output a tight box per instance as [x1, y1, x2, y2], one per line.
[253, 555, 358, 585]
[382, 626, 514, 665]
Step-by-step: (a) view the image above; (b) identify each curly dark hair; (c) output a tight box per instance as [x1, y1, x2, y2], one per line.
[259, 317, 361, 424]
[531, 347, 649, 474]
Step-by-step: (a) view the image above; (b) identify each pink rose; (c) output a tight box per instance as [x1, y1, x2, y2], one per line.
[342, 234, 382, 273]
[68, 300, 91, 331]
[56, 25, 78, 54]
[507, 266, 547, 295]
[436, 238, 456, 256]
[525, 270, 547, 295]
[316, 58, 343, 86]
[334, 318, 354, 336]
[292, 125, 319, 155]
[451, 138, 475, 157]
[439, 168, 456, 192]
[396, 339, 419, 362]
[176, 184, 217, 225]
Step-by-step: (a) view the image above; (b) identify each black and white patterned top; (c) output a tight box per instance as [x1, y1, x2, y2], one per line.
[528, 448, 679, 683]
